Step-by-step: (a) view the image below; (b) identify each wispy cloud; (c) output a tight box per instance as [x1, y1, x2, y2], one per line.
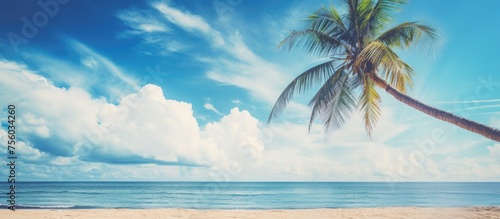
[450, 104, 500, 112]
[163, 40, 188, 52]
[116, 9, 170, 36]
[117, 1, 226, 55]
[116, 4, 187, 55]
[152, 2, 224, 47]
[435, 99, 500, 104]
[80, 56, 99, 70]
[204, 103, 223, 115]
[24, 38, 141, 101]
[67, 38, 141, 91]
[204, 32, 290, 105]
[116, 2, 289, 105]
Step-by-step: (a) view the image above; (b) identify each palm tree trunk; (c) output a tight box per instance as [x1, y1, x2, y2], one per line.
[369, 74, 500, 142]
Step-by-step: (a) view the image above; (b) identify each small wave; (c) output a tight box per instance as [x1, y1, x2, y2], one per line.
[0, 204, 95, 209]
[16, 190, 72, 194]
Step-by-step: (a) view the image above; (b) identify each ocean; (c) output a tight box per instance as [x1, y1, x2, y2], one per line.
[2, 182, 499, 209]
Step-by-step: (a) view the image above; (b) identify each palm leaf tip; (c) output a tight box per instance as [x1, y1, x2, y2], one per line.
[376, 22, 441, 57]
[358, 76, 381, 136]
[267, 60, 338, 125]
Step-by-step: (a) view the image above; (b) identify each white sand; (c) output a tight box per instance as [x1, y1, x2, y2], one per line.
[2, 207, 500, 219]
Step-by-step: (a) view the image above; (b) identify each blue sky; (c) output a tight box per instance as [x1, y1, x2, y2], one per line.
[0, 0, 499, 181]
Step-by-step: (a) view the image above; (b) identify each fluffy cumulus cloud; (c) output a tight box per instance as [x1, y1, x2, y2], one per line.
[0, 60, 264, 171]
[204, 108, 264, 164]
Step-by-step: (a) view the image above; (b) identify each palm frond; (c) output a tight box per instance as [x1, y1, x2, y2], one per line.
[376, 22, 439, 53]
[280, 4, 355, 56]
[307, 5, 356, 50]
[268, 60, 336, 124]
[320, 77, 357, 132]
[359, 41, 413, 93]
[358, 75, 381, 136]
[308, 5, 348, 34]
[278, 29, 349, 56]
[360, 0, 407, 41]
[307, 66, 357, 131]
[343, 0, 362, 49]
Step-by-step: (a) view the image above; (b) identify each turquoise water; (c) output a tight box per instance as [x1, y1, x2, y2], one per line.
[2, 182, 499, 209]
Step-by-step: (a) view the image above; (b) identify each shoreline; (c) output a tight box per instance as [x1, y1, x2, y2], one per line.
[2, 207, 499, 219]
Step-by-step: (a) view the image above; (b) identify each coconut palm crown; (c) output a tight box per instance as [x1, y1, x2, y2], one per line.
[268, 0, 500, 141]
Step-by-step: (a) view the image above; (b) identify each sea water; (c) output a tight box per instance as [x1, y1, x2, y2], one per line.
[1, 182, 499, 209]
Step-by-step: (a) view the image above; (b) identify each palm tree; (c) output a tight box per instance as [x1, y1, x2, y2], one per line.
[268, 0, 500, 142]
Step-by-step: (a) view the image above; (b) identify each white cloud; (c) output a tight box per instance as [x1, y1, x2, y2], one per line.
[34, 126, 51, 138]
[142, 36, 189, 54]
[204, 103, 222, 115]
[80, 56, 99, 70]
[117, 3, 227, 55]
[487, 144, 500, 158]
[23, 54, 90, 88]
[203, 108, 265, 168]
[0, 60, 262, 169]
[152, 2, 224, 47]
[205, 32, 289, 104]
[153, 2, 209, 32]
[50, 156, 79, 166]
[25, 38, 141, 101]
[116, 7, 189, 55]
[248, 109, 413, 181]
[438, 156, 500, 181]
[164, 40, 188, 52]
[116, 9, 170, 36]
[68, 38, 141, 91]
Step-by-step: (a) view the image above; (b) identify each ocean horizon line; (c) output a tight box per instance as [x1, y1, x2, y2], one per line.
[6, 181, 500, 183]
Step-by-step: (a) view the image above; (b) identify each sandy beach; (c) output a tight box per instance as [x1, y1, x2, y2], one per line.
[2, 207, 499, 219]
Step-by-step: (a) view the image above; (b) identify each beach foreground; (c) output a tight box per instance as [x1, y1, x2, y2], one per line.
[2, 207, 500, 219]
